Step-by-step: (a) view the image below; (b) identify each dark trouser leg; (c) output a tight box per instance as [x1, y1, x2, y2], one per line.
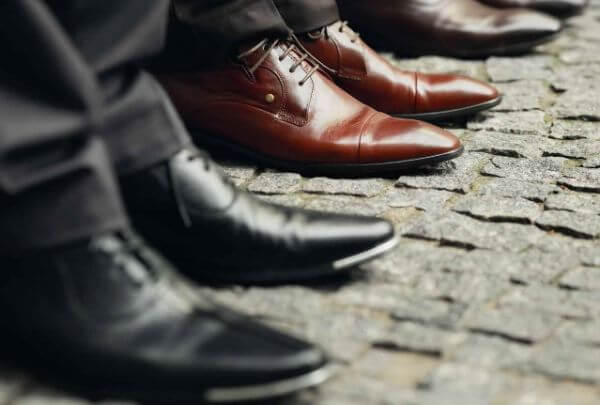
[272, 0, 340, 33]
[0, 1, 192, 255]
[0, 1, 127, 255]
[165, 0, 339, 67]
[169, 0, 290, 57]
[171, 0, 339, 44]
[47, 1, 191, 176]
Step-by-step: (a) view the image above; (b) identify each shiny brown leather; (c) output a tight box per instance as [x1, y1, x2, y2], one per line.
[299, 21, 500, 117]
[338, 0, 563, 58]
[157, 40, 461, 166]
[478, 0, 588, 18]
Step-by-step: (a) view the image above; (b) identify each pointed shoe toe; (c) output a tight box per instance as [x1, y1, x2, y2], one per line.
[359, 114, 463, 166]
[397, 73, 502, 121]
[499, 9, 563, 50]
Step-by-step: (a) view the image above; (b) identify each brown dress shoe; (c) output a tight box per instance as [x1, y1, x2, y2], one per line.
[157, 38, 462, 177]
[478, 0, 588, 18]
[299, 21, 502, 121]
[337, 0, 562, 58]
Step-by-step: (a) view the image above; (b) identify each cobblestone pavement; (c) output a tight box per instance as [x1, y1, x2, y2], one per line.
[3, 4, 600, 405]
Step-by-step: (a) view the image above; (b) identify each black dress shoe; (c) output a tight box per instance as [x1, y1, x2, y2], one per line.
[0, 232, 331, 403]
[120, 148, 398, 284]
[478, 0, 588, 19]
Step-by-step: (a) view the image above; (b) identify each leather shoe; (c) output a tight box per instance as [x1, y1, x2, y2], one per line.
[0, 232, 331, 403]
[478, 0, 588, 18]
[157, 37, 463, 176]
[121, 148, 399, 284]
[338, 0, 563, 58]
[299, 21, 502, 121]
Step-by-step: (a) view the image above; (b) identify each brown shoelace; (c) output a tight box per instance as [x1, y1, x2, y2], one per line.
[237, 36, 332, 86]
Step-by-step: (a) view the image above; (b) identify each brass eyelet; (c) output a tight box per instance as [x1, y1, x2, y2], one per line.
[265, 93, 276, 104]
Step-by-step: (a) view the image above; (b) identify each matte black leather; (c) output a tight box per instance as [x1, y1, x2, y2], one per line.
[0, 232, 326, 401]
[121, 148, 396, 283]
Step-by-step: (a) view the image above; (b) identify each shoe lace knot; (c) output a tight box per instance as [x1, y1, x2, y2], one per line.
[237, 35, 333, 86]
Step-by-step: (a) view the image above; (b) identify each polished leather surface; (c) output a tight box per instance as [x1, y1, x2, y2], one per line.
[338, 0, 563, 58]
[300, 21, 500, 116]
[157, 39, 461, 165]
[121, 148, 396, 282]
[0, 232, 325, 400]
[479, 0, 588, 18]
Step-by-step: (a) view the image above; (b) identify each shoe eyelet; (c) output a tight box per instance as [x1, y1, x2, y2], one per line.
[265, 93, 276, 104]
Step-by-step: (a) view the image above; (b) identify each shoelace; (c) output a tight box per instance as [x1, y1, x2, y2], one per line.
[237, 36, 329, 86]
[91, 232, 201, 313]
[91, 231, 162, 284]
[307, 20, 360, 43]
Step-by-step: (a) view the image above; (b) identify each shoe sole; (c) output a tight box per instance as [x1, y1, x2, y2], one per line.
[204, 364, 337, 403]
[393, 95, 503, 122]
[101, 364, 336, 404]
[192, 131, 464, 177]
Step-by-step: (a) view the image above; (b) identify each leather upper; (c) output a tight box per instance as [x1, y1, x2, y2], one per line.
[157, 39, 461, 165]
[300, 21, 500, 116]
[121, 149, 396, 282]
[338, 0, 563, 57]
[479, 0, 588, 18]
[0, 232, 325, 396]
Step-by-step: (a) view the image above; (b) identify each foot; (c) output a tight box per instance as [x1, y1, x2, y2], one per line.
[299, 20, 502, 121]
[121, 148, 399, 284]
[338, 0, 563, 58]
[478, 0, 588, 18]
[156, 37, 463, 176]
[0, 232, 331, 403]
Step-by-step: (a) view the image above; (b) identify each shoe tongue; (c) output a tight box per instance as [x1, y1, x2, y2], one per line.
[168, 149, 236, 221]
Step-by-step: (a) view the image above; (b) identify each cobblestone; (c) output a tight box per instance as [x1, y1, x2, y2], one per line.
[467, 110, 551, 135]
[486, 55, 555, 82]
[467, 130, 544, 158]
[247, 171, 302, 194]
[559, 266, 600, 290]
[549, 119, 600, 140]
[451, 195, 543, 223]
[463, 306, 563, 343]
[545, 191, 600, 214]
[531, 342, 600, 383]
[396, 153, 487, 193]
[535, 210, 600, 238]
[490, 80, 550, 112]
[404, 210, 547, 251]
[474, 177, 560, 202]
[481, 156, 567, 183]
